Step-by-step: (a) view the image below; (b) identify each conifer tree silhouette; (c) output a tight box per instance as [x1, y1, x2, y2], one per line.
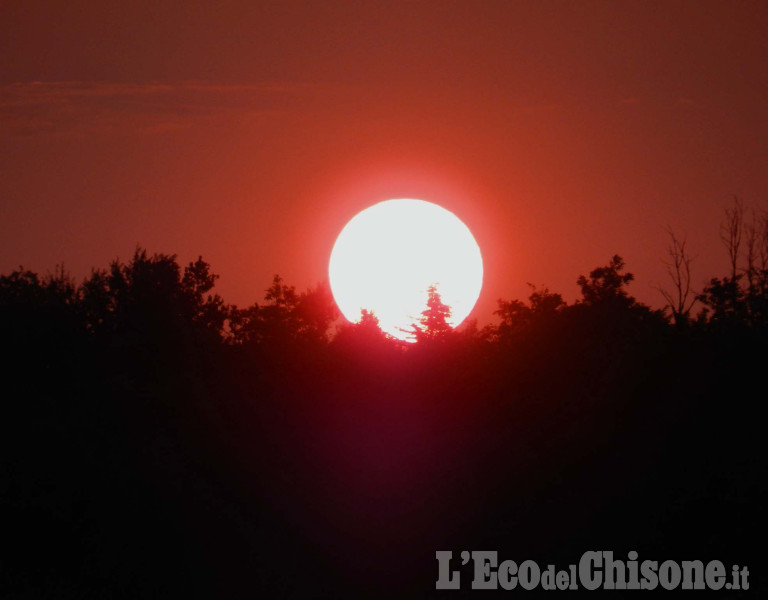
[410, 284, 453, 342]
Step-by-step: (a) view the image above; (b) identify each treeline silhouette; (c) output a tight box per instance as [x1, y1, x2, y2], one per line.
[2, 208, 766, 597]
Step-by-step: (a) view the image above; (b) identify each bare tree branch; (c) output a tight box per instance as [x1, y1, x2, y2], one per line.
[654, 227, 697, 324]
[759, 211, 768, 273]
[720, 196, 743, 280]
[744, 207, 760, 289]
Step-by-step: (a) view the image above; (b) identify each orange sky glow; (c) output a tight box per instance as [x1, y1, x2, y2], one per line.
[2, 1, 767, 323]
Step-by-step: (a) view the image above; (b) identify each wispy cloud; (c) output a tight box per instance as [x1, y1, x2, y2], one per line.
[0, 81, 312, 137]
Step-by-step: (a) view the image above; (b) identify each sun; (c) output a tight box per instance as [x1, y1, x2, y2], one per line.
[329, 199, 483, 341]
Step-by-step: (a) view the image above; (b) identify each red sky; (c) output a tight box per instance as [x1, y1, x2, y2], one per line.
[2, 1, 767, 322]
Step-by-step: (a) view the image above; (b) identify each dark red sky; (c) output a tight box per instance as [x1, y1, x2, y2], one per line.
[2, 1, 767, 321]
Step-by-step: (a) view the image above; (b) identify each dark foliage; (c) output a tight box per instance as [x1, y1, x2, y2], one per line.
[407, 284, 454, 343]
[1, 244, 765, 598]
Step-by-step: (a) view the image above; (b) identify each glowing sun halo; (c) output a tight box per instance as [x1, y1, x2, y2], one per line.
[329, 199, 483, 341]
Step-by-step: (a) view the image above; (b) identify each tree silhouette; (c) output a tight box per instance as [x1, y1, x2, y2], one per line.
[229, 275, 338, 346]
[2, 230, 765, 598]
[331, 308, 394, 357]
[0, 264, 83, 359]
[698, 199, 768, 329]
[409, 284, 453, 342]
[79, 248, 228, 347]
[576, 254, 635, 307]
[294, 281, 340, 343]
[358, 308, 381, 330]
[352, 308, 388, 341]
[181, 256, 228, 335]
[698, 275, 751, 329]
[655, 228, 697, 325]
[491, 284, 566, 342]
[721, 196, 744, 280]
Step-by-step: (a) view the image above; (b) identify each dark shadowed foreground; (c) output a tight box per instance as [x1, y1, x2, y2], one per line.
[2, 242, 766, 597]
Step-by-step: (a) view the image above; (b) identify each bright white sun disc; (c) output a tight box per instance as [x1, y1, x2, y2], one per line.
[328, 199, 483, 341]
